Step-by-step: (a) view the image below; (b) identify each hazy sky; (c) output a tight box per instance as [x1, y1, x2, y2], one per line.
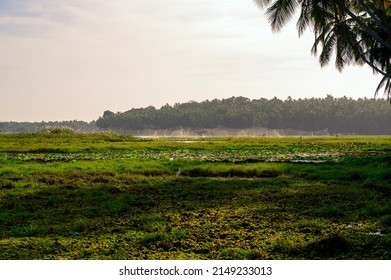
[0, 0, 382, 122]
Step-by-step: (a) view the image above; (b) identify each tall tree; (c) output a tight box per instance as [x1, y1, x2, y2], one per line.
[254, 0, 391, 101]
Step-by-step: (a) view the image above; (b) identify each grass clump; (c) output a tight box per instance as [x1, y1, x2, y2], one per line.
[38, 127, 76, 135]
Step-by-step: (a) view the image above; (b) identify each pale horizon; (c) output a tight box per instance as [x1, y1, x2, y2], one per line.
[0, 0, 383, 122]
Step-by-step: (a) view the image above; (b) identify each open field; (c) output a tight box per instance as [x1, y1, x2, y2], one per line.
[1, 130, 391, 259]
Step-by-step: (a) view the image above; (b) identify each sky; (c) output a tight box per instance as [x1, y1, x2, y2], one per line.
[0, 0, 383, 122]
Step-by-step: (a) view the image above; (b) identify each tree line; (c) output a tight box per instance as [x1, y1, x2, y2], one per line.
[0, 121, 98, 133]
[96, 96, 391, 135]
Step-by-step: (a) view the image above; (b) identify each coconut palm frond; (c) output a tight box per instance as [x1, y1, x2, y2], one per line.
[311, 20, 336, 56]
[311, 5, 334, 34]
[335, 22, 364, 64]
[335, 52, 346, 71]
[386, 82, 391, 102]
[335, 31, 354, 72]
[266, 0, 300, 32]
[297, 0, 313, 36]
[319, 32, 337, 67]
[311, 35, 320, 56]
[382, 78, 391, 102]
[253, 0, 274, 9]
[375, 74, 390, 96]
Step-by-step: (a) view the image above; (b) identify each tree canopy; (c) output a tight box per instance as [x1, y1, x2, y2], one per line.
[96, 96, 391, 134]
[254, 0, 391, 101]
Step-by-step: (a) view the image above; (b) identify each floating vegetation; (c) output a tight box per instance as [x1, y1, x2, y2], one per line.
[1, 149, 388, 164]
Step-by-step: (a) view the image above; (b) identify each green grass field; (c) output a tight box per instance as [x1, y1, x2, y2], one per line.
[1, 130, 391, 259]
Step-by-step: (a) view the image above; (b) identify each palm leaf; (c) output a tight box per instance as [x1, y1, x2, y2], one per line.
[266, 0, 300, 32]
[297, 0, 313, 36]
[253, 0, 274, 8]
[375, 74, 390, 95]
[319, 31, 337, 67]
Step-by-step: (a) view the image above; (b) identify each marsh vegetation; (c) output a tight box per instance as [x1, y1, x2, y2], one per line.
[0, 132, 390, 259]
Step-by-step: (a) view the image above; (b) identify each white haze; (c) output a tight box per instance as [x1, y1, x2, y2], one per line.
[0, 0, 382, 121]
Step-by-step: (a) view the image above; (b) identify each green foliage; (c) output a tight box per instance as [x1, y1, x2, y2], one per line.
[8, 224, 42, 237]
[95, 96, 391, 134]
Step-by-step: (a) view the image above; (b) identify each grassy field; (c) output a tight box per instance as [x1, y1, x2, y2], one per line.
[1, 129, 391, 259]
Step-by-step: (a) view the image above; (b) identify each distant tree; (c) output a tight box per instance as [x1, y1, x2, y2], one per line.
[254, 0, 391, 101]
[103, 110, 115, 118]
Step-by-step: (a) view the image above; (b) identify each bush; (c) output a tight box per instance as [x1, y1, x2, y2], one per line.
[38, 127, 76, 135]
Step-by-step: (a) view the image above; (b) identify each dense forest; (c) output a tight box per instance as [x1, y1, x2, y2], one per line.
[0, 120, 98, 133]
[96, 96, 391, 135]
